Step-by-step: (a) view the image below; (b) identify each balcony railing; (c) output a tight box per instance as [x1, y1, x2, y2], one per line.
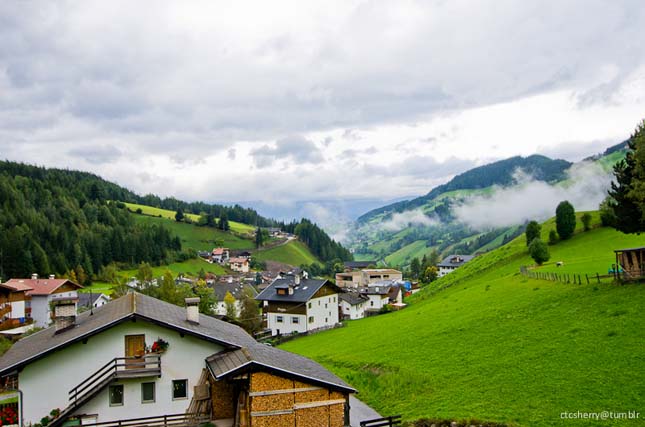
[68, 355, 161, 405]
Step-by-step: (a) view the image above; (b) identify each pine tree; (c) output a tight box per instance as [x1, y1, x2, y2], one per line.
[525, 221, 541, 246]
[255, 227, 264, 249]
[175, 208, 184, 222]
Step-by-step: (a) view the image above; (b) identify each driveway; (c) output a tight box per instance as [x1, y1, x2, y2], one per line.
[350, 395, 381, 427]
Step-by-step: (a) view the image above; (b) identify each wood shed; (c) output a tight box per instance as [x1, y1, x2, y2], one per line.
[614, 246, 645, 281]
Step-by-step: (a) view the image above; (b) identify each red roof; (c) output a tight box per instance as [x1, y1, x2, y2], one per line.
[4, 279, 82, 296]
[212, 248, 229, 255]
[229, 257, 248, 264]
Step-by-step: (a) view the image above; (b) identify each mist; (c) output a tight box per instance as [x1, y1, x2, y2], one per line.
[380, 209, 439, 232]
[453, 162, 613, 230]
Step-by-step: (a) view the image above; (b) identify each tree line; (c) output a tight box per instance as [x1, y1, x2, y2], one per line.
[281, 218, 353, 262]
[0, 167, 183, 283]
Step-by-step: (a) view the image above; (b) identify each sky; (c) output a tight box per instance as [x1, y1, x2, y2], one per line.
[1, 0, 644, 221]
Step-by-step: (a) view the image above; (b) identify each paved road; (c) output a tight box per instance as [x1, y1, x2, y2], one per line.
[350, 395, 381, 427]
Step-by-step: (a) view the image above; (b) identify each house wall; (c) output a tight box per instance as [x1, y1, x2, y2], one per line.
[365, 294, 388, 311]
[340, 301, 365, 320]
[266, 293, 339, 336]
[438, 266, 456, 277]
[214, 300, 242, 317]
[30, 295, 50, 328]
[19, 319, 223, 424]
[305, 294, 339, 332]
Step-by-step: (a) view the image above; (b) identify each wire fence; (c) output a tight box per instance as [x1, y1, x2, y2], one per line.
[519, 266, 615, 284]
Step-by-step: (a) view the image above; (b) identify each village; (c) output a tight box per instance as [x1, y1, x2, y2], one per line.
[0, 234, 476, 427]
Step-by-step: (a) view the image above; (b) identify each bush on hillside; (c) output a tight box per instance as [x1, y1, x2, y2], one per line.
[528, 238, 550, 265]
[525, 220, 541, 246]
[548, 230, 558, 245]
[555, 201, 576, 240]
[581, 213, 592, 231]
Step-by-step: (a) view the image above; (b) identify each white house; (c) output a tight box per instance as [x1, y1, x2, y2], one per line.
[256, 272, 341, 336]
[335, 268, 403, 288]
[338, 292, 369, 320]
[228, 257, 250, 273]
[210, 280, 257, 318]
[4, 275, 83, 328]
[0, 292, 355, 427]
[77, 292, 111, 311]
[438, 254, 475, 277]
[211, 247, 230, 264]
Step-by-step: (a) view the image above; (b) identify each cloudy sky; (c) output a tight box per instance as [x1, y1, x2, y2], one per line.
[1, 0, 644, 217]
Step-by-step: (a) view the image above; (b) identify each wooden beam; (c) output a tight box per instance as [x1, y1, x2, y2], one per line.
[250, 409, 294, 417]
[248, 386, 322, 397]
[293, 399, 346, 410]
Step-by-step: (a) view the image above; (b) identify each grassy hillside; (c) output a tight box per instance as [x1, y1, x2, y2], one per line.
[254, 241, 320, 266]
[280, 214, 645, 426]
[133, 213, 254, 251]
[124, 202, 255, 234]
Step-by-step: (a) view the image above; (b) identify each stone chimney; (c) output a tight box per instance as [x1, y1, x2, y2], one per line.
[31, 273, 38, 280]
[185, 297, 200, 324]
[52, 296, 77, 334]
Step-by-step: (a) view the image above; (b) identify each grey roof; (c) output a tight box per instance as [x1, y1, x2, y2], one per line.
[77, 292, 105, 308]
[614, 246, 645, 252]
[0, 292, 257, 375]
[437, 254, 475, 268]
[339, 292, 369, 305]
[207, 344, 355, 393]
[343, 261, 375, 269]
[255, 275, 335, 303]
[210, 282, 257, 301]
[359, 281, 393, 295]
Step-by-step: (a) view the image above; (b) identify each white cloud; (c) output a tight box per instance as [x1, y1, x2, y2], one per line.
[380, 209, 439, 232]
[453, 162, 613, 230]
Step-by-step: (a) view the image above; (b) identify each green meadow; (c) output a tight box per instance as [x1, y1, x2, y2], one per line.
[254, 240, 320, 266]
[280, 213, 645, 426]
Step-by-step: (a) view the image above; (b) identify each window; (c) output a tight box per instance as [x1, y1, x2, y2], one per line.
[318, 301, 321, 305]
[109, 384, 124, 406]
[172, 379, 188, 400]
[141, 382, 155, 403]
[370, 301, 374, 307]
[308, 302, 312, 309]
[308, 316, 314, 323]
[325, 317, 328, 323]
[292, 317, 299, 324]
[333, 297, 336, 302]
[276, 316, 283, 323]
[325, 303, 328, 308]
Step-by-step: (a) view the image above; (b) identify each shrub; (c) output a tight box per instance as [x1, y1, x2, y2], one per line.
[528, 238, 550, 265]
[581, 212, 592, 231]
[555, 201, 576, 240]
[136, 207, 143, 214]
[548, 230, 558, 245]
[525, 220, 541, 246]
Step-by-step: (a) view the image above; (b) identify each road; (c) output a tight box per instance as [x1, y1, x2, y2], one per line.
[350, 395, 381, 427]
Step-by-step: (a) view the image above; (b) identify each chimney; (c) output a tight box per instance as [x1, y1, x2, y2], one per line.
[294, 274, 301, 286]
[31, 273, 38, 280]
[49, 274, 55, 280]
[52, 296, 77, 334]
[185, 297, 200, 324]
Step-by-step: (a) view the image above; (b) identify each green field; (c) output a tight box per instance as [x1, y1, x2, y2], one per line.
[254, 240, 320, 266]
[119, 258, 226, 279]
[385, 240, 436, 267]
[280, 214, 645, 426]
[133, 214, 254, 251]
[124, 202, 255, 234]
[79, 281, 115, 295]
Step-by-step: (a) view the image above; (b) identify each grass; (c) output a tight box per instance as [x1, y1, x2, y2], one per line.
[133, 214, 254, 251]
[385, 240, 437, 267]
[254, 241, 320, 266]
[124, 202, 255, 234]
[279, 213, 645, 426]
[119, 258, 226, 279]
[79, 281, 115, 295]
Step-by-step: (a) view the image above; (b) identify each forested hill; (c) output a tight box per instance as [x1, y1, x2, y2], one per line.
[0, 162, 182, 282]
[358, 154, 572, 222]
[282, 219, 353, 262]
[0, 161, 278, 227]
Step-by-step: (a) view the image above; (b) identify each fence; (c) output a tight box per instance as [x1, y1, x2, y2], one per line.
[519, 266, 614, 284]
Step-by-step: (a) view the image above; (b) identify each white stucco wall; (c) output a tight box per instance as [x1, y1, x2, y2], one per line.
[366, 294, 388, 310]
[19, 319, 223, 424]
[30, 296, 50, 328]
[305, 294, 339, 331]
[340, 301, 365, 320]
[9, 300, 25, 319]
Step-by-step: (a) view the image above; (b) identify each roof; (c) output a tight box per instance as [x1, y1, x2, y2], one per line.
[229, 257, 249, 264]
[255, 275, 335, 303]
[362, 268, 402, 275]
[212, 248, 229, 255]
[0, 292, 257, 376]
[360, 285, 391, 296]
[387, 285, 402, 301]
[614, 246, 645, 252]
[210, 282, 257, 301]
[339, 292, 369, 305]
[77, 292, 108, 308]
[343, 261, 375, 269]
[206, 345, 355, 393]
[437, 254, 475, 268]
[4, 278, 82, 296]
[0, 281, 33, 293]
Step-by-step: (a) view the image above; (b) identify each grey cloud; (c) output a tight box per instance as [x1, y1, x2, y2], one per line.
[227, 148, 237, 160]
[67, 145, 123, 164]
[251, 135, 324, 168]
[364, 156, 476, 179]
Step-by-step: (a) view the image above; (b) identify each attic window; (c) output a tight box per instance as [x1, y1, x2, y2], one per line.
[277, 288, 287, 295]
